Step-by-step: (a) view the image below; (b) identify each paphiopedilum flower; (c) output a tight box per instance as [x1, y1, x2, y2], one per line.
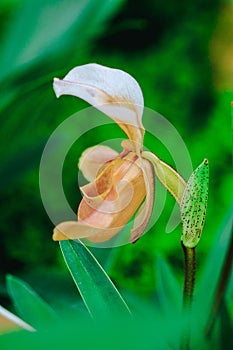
[52, 64, 186, 244]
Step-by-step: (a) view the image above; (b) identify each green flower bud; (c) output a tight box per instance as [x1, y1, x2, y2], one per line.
[181, 159, 209, 248]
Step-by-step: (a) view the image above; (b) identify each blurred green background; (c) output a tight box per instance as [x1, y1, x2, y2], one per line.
[0, 0, 232, 309]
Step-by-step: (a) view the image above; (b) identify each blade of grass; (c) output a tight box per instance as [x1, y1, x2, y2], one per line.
[6, 275, 59, 329]
[60, 240, 131, 318]
[192, 203, 233, 336]
[205, 226, 233, 336]
[156, 255, 182, 315]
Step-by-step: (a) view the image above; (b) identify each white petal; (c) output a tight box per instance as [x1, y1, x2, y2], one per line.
[130, 158, 155, 243]
[53, 63, 144, 146]
[0, 305, 35, 333]
[78, 145, 118, 182]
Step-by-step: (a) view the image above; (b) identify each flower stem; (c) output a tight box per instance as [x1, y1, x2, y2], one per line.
[182, 242, 196, 308]
[181, 242, 196, 350]
[206, 231, 233, 337]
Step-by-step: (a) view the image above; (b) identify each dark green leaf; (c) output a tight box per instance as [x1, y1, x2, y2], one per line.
[192, 205, 233, 334]
[6, 275, 59, 329]
[0, 0, 124, 81]
[156, 255, 182, 315]
[60, 240, 130, 317]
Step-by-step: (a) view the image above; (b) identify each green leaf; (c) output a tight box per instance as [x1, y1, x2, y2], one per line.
[156, 255, 182, 315]
[60, 240, 131, 318]
[0, 0, 124, 81]
[192, 204, 233, 335]
[180, 159, 209, 248]
[0, 310, 183, 350]
[6, 275, 59, 329]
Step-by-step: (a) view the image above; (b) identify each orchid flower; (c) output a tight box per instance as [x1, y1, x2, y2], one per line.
[52, 64, 186, 244]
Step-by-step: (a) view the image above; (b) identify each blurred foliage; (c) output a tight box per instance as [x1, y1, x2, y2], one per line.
[0, 0, 232, 322]
[1, 219, 232, 348]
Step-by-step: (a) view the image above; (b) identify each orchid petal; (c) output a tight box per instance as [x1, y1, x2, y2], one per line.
[78, 145, 118, 182]
[53, 63, 144, 148]
[121, 139, 140, 153]
[53, 174, 142, 242]
[130, 158, 155, 243]
[53, 220, 126, 243]
[80, 180, 134, 214]
[80, 158, 146, 243]
[53, 221, 109, 241]
[54, 156, 146, 243]
[142, 151, 186, 204]
[80, 153, 138, 210]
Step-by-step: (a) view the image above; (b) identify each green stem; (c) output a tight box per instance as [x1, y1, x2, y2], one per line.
[182, 242, 196, 308]
[206, 231, 233, 337]
[181, 242, 196, 350]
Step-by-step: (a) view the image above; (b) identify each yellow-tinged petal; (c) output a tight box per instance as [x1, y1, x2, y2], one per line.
[121, 139, 141, 153]
[79, 154, 146, 242]
[130, 158, 155, 243]
[54, 154, 147, 243]
[53, 221, 109, 241]
[80, 177, 134, 214]
[142, 151, 186, 204]
[80, 152, 137, 209]
[78, 145, 118, 182]
[53, 64, 144, 149]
